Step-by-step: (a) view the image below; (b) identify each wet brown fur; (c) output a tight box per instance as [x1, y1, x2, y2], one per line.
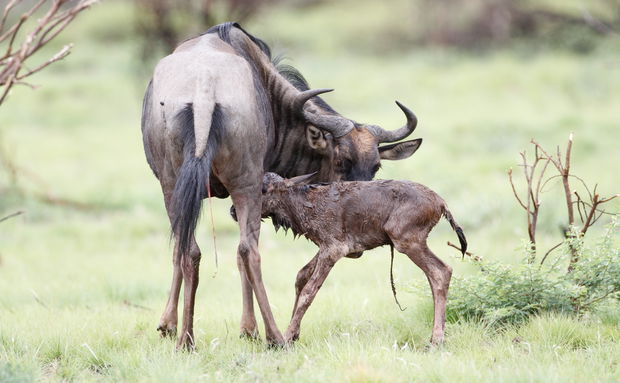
[260, 173, 466, 345]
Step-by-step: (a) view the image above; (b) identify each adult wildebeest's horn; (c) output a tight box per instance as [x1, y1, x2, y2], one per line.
[292, 88, 334, 111]
[293, 88, 355, 138]
[369, 101, 418, 143]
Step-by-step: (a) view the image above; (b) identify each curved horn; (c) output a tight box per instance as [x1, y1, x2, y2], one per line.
[292, 88, 334, 112]
[369, 101, 418, 143]
[293, 88, 354, 137]
[304, 110, 354, 138]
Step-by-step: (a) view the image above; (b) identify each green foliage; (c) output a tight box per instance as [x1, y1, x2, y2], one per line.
[448, 218, 620, 326]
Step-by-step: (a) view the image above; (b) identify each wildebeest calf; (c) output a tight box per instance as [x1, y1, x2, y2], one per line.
[254, 172, 467, 345]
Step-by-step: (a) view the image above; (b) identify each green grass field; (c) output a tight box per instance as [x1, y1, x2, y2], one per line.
[1, 1, 619, 382]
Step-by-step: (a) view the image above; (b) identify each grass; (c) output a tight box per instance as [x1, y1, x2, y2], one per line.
[1, 0, 619, 381]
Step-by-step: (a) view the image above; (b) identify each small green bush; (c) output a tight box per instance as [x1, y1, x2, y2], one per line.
[446, 218, 620, 326]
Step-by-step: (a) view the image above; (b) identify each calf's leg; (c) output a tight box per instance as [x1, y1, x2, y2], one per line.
[292, 255, 319, 318]
[285, 251, 339, 343]
[394, 240, 452, 345]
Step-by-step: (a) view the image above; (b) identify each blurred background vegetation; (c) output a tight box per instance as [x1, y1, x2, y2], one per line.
[1, 0, 619, 381]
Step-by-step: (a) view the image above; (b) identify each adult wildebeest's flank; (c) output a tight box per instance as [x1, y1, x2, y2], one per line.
[141, 22, 422, 349]
[254, 173, 467, 345]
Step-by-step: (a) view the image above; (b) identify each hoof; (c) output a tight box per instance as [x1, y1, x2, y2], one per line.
[239, 328, 260, 341]
[430, 333, 445, 346]
[157, 323, 177, 338]
[176, 333, 195, 351]
[427, 336, 445, 350]
[283, 329, 300, 345]
[266, 334, 286, 349]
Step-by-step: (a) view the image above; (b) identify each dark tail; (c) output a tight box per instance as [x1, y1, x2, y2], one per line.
[443, 207, 467, 257]
[170, 103, 223, 257]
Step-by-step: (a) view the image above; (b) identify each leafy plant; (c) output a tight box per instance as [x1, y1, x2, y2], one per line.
[447, 217, 620, 327]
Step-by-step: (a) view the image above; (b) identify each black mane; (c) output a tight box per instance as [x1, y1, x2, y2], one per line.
[206, 22, 336, 114]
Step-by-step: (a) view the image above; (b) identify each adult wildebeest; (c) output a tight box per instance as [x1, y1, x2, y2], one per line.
[253, 173, 466, 345]
[141, 22, 422, 349]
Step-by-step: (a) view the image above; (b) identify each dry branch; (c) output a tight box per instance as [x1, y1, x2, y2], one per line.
[0, 210, 23, 223]
[507, 147, 551, 260]
[0, 0, 98, 106]
[511, 134, 618, 269]
[447, 241, 476, 258]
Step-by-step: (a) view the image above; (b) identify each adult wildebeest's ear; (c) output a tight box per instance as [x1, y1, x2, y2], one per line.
[287, 172, 317, 186]
[306, 125, 330, 153]
[379, 138, 422, 160]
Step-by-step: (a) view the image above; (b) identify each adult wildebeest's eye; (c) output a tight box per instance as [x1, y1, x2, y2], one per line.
[340, 159, 353, 172]
[372, 163, 381, 175]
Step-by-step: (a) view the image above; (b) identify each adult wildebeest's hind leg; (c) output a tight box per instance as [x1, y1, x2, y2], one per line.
[177, 238, 202, 349]
[157, 238, 182, 337]
[285, 249, 341, 343]
[393, 239, 452, 345]
[156, 176, 201, 341]
[230, 188, 284, 346]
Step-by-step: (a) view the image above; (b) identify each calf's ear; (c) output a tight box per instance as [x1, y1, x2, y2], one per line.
[379, 138, 422, 160]
[306, 125, 330, 153]
[287, 172, 317, 186]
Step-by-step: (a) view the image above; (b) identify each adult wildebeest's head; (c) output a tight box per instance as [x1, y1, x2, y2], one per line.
[273, 62, 421, 182]
[302, 98, 421, 181]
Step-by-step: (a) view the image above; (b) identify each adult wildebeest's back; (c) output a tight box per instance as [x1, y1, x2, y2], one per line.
[141, 22, 425, 349]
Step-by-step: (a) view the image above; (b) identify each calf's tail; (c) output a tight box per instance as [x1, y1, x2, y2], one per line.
[443, 207, 467, 257]
[170, 103, 223, 257]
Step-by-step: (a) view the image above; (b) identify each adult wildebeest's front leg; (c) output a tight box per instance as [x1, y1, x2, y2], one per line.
[238, 255, 258, 338]
[231, 188, 284, 346]
[285, 248, 342, 343]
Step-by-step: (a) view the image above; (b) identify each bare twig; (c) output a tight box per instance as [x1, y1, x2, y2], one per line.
[539, 241, 563, 266]
[508, 168, 528, 210]
[512, 134, 618, 269]
[30, 288, 49, 309]
[447, 241, 474, 257]
[122, 300, 152, 311]
[0, 210, 24, 223]
[0, 0, 98, 105]
[508, 145, 552, 261]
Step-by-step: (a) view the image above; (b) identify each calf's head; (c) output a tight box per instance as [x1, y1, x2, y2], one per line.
[259, 172, 314, 218]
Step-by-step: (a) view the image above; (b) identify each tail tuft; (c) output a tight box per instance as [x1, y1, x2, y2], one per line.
[443, 208, 467, 257]
[455, 227, 467, 257]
